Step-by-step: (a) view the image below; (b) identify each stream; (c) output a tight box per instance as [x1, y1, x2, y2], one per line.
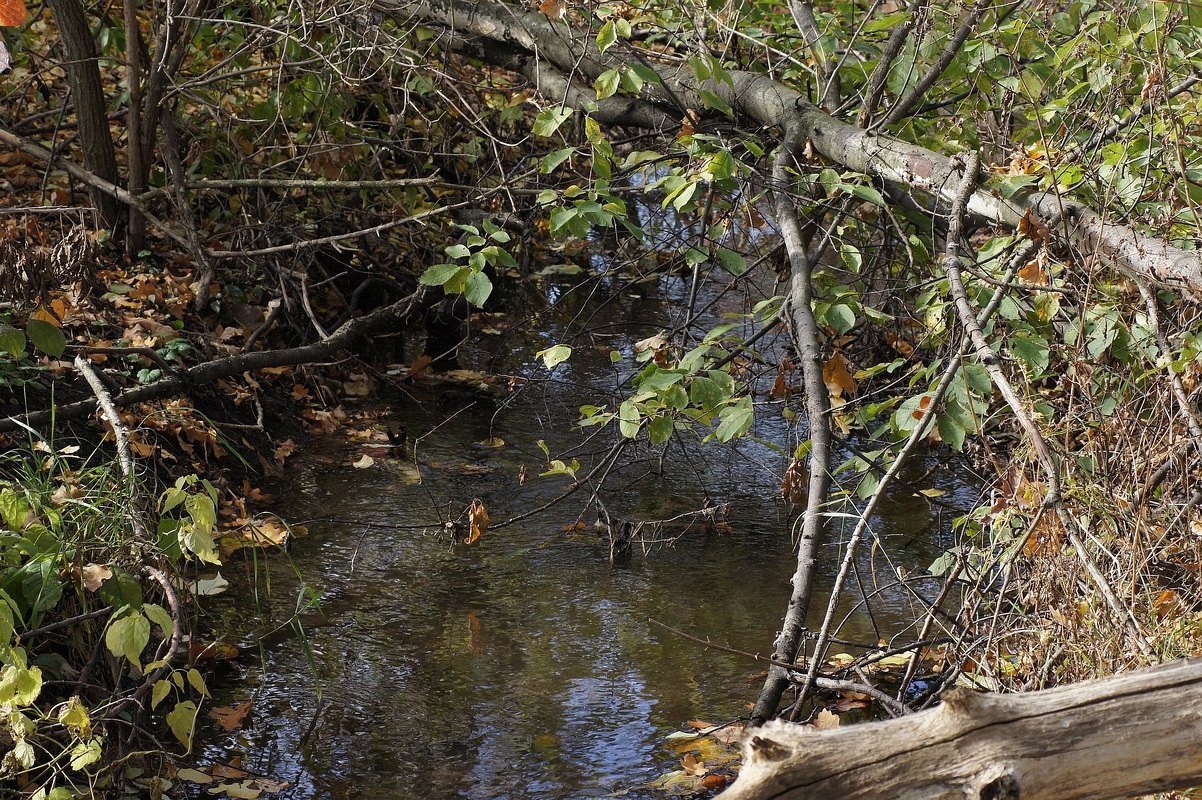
[194, 244, 981, 798]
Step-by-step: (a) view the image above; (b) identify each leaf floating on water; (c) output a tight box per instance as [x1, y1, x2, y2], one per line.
[465, 498, 490, 544]
[209, 700, 253, 732]
[190, 572, 229, 596]
[176, 768, 213, 784]
[479, 437, 505, 448]
[352, 454, 375, 469]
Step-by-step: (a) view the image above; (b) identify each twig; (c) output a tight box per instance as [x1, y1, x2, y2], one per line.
[74, 355, 152, 542]
[74, 356, 135, 482]
[878, 0, 990, 128]
[0, 124, 192, 251]
[21, 606, 113, 638]
[855, 0, 920, 127]
[648, 618, 911, 717]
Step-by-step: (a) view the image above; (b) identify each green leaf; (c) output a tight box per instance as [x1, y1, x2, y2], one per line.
[97, 568, 143, 610]
[715, 248, 747, 276]
[937, 413, 966, 451]
[166, 700, 199, 752]
[152, 679, 172, 710]
[1009, 333, 1050, 373]
[715, 397, 754, 442]
[537, 344, 572, 369]
[532, 107, 573, 136]
[70, 738, 103, 770]
[541, 147, 575, 173]
[648, 415, 674, 445]
[464, 270, 493, 308]
[595, 68, 621, 99]
[824, 304, 857, 334]
[0, 325, 25, 358]
[619, 398, 641, 439]
[689, 376, 726, 414]
[143, 603, 173, 635]
[444, 243, 470, 259]
[25, 319, 65, 358]
[106, 612, 150, 668]
[187, 668, 209, 697]
[596, 19, 617, 52]
[419, 262, 462, 287]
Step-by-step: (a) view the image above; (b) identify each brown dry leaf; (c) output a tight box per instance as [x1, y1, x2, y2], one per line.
[190, 640, 240, 661]
[539, 0, 568, 19]
[813, 709, 840, 729]
[823, 351, 858, 397]
[274, 438, 296, 464]
[680, 753, 707, 777]
[209, 701, 253, 732]
[81, 563, 112, 592]
[1023, 514, 1064, 557]
[207, 759, 250, 780]
[699, 774, 734, 792]
[1154, 590, 1180, 619]
[709, 723, 745, 744]
[780, 458, 809, 506]
[518, 465, 528, 485]
[685, 719, 714, 730]
[465, 498, 491, 544]
[1019, 248, 1050, 285]
[1017, 208, 1050, 242]
[634, 332, 670, 366]
[770, 358, 794, 399]
[0, 0, 27, 26]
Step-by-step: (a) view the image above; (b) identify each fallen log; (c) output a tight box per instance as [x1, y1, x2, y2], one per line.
[720, 657, 1202, 800]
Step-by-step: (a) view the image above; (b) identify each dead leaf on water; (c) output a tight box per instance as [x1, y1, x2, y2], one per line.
[352, 454, 375, 469]
[209, 700, 253, 732]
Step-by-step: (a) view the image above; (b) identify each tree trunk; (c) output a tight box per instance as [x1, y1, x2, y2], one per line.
[721, 658, 1202, 800]
[45, 0, 120, 229]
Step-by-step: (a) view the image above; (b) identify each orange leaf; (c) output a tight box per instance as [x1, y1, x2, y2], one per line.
[680, 753, 707, 777]
[539, 0, 567, 21]
[209, 701, 253, 732]
[465, 498, 490, 544]
[822, 351, 857, 397]
[0, 0, 26, 27]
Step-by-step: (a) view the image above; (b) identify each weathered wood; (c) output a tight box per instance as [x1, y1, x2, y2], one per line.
[719, 658, 1202, 800]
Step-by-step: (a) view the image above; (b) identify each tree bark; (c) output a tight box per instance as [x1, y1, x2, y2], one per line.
[45, 0, 120, 229]
[722, 658, 1202, 800]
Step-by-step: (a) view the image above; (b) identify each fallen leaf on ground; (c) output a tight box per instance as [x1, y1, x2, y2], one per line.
[82, 563, 112, 592]
[814, 709, 840, 729]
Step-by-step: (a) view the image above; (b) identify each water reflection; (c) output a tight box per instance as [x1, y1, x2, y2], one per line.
[195, 266, 980, 798]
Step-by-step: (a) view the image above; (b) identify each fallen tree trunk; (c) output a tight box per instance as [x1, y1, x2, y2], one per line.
[720, 657, 1202, 800]
[380, 0, 1202, 297]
